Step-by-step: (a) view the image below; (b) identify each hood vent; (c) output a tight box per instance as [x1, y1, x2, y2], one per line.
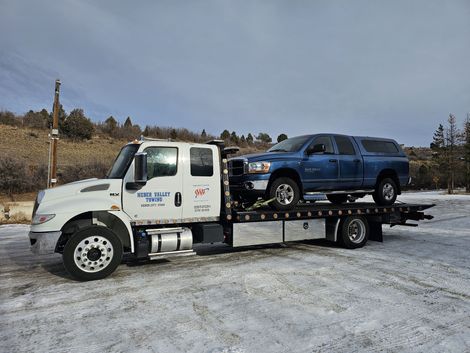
[81, 184, 110, 192]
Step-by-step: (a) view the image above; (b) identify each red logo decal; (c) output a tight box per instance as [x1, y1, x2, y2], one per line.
[195, 188, 209, 198]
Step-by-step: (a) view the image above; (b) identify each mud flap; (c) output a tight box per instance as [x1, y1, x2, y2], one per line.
[368, 221, 383, 242]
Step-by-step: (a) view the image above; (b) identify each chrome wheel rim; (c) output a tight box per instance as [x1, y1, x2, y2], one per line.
[348, 219, 366, 244]
[74, 235, 114, 273]
[275, 184, 294, 205]
[382, 182, 395, 201]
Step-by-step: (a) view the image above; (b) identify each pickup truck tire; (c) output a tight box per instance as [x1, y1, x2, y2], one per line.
[338, 216, 369, 249]
[63, 226, 123, 281]
[373, 177, 398, 206]
[327, 195, 348, 205]
[268, 177, 300, 210]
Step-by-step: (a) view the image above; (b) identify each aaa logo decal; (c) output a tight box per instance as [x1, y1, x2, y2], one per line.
[194, 187, 209, 198]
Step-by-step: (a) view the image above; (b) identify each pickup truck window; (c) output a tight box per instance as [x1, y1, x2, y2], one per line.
[310, 136, 334, 154]
[334, 136, 356, 155]
[146, 147, 178, 179]
[362, 140, 399, 153]
[107, 144, 139, 179]
[267, 135, 311, 152]
[190, 147, 213, 177]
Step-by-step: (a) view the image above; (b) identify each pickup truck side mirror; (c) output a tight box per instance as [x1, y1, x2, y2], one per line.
[307, 144, 326, 154]
[126, 152, 148, 190]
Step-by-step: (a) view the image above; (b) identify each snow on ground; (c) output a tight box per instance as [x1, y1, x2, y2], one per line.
[0, 192, 469, 353]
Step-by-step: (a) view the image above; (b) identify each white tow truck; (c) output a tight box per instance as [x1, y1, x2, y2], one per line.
[29, 138, 434, 280]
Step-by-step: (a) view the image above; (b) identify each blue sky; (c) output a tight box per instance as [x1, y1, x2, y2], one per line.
[0, 0, 469, 146]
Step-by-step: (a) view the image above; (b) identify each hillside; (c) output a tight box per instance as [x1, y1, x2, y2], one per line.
[0, 124, 127, 167]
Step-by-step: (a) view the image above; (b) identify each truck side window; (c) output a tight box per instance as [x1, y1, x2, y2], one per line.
[190, 148, 213, 176]
[361, 140, 399, 153]
[334, 136, 356, 155]
[146, 147, 178, 180]
[310, 136, 334, 154]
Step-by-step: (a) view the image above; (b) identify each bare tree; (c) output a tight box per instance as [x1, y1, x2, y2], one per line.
[464, 113, 470, 193]
[445, 114, 460, 194]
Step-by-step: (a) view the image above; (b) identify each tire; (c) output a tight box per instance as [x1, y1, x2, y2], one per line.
[338, 216, 369, 249]
[63, 225, 123, 281]
[373, 177, 398, 206]
[327, 194, 348, 205]
[268, 177, 300, 210]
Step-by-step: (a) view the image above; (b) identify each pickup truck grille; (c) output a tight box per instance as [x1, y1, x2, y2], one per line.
[228, 159, 246, 176]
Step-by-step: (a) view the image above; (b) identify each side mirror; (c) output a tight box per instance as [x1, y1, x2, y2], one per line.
[134, 152, 148, 184]
[307, 144, 326, 154]
[126, 152, 147, 190]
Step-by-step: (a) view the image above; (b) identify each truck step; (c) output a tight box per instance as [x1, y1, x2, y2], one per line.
[148, 249, 196, 260]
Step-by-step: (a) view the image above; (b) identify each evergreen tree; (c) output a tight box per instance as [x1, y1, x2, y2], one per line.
[170, 128, 177, 140]
[220, 129, 230, 140]
[201, 129, 207, 138]
[124, 116, 133, 128]
[246, 133, 254, 144]
[230, 131, 239, 144]
[104, 116, 118, 134]
[430, 124, 446, 190]
[277, 133, 288, 143]
[62, 108, 94, 140]
[257, 132, 272, 143]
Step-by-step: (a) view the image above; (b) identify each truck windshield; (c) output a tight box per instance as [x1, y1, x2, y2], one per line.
[267, 135, 311, 153]
[106, 144, 139, 179]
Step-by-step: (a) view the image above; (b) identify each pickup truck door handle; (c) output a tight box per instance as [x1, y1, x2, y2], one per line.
[175, 192, 182, 207]
[329, 159, 337, 163]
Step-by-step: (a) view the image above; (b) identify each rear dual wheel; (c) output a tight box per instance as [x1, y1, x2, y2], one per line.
[338, 216, 369, 249]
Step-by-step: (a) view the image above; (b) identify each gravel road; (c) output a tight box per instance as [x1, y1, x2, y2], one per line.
[1, 192, 469, 353]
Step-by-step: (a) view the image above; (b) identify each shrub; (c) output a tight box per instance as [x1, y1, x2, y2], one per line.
[62, 109, 94, 140]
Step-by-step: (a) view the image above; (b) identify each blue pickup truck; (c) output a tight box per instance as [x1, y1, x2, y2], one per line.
[229, 134, 410, 210]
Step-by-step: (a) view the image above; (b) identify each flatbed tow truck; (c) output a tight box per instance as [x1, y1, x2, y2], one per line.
[29, 139, 434, 280]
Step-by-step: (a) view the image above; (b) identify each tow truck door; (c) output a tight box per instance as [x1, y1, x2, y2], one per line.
[182, 145, 221, 221]
[122, 144, 183, 222]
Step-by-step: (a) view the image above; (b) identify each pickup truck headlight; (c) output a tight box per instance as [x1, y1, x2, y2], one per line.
[32, 214, 55, 225]
[248, 161, 271, 174]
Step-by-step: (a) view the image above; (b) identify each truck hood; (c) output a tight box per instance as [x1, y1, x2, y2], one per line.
[234, 151, 300, 162]
[38, 178, 120, 204]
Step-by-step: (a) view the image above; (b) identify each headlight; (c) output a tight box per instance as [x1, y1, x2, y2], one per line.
[248, 161, 271, 174]
[32, 214, 55, 225]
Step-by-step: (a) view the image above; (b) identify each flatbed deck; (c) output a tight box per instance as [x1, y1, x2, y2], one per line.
[229, 202, 435, 223]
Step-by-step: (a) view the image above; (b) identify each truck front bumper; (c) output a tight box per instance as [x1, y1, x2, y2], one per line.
[29, 231, 62, 255]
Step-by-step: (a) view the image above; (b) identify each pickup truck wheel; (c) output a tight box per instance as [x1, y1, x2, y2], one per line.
[338, 216, 369, 249]
[268, 177, 300, 210]
[63, 226, 123, 281]
[373, 177, 397, 206]
[327, 194, 348, 205]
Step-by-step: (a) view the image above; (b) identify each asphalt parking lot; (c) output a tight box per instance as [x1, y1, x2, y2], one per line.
[1, 192, 469, 353]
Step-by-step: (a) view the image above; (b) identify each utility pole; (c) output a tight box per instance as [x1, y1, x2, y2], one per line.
[48, 79, 61, 188]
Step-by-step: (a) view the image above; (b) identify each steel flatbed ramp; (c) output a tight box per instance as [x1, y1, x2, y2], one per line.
[230, 202, 435, 223]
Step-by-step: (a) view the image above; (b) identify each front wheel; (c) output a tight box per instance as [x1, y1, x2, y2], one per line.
[373, 177, 398, 206]
[268, 177, 300, 210]
[63, 226, 123, 281]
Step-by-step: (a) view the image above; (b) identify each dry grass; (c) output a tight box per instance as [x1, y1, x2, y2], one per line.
[0, 124, 127, 167]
